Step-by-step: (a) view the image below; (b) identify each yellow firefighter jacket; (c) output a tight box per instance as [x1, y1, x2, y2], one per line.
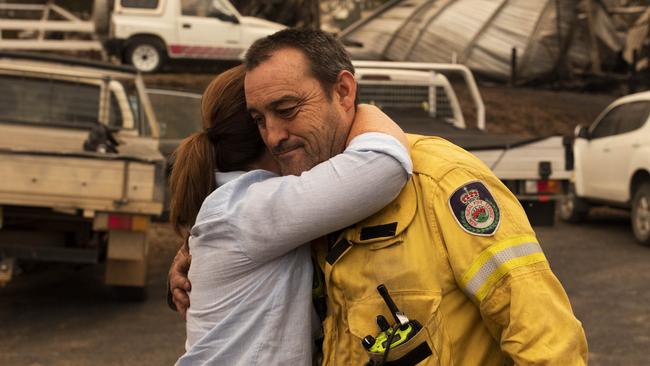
[315, 135, 588, 366]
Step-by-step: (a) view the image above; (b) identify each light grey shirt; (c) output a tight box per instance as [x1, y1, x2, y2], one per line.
[177, 133, 412, 366]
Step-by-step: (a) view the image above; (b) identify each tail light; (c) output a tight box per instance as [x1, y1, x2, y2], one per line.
[525, 180, 562, 194]
[104, 214, 149, 232]
[108, 214, 131, 230]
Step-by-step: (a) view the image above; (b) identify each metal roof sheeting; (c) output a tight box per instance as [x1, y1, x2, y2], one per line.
[340, 0, 622, 82]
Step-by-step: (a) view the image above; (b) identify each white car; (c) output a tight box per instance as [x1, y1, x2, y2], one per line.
[108, 0, 285, 72]
[561, 92, 650, 245]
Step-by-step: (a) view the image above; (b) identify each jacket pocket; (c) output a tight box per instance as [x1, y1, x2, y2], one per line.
[347, 290, 444, 366]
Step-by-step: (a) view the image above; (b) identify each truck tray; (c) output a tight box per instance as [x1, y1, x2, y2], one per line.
[0, 150, 162, 215]
[382, 108, 544, 151]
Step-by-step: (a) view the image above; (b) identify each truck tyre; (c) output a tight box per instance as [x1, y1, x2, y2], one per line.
[125, 38, 165, 73]
[112, 285, 147, 302]
[559, 184, 590, 223]
[631, 183, 650, 246]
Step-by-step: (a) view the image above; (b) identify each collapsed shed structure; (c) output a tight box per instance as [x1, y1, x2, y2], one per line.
[623, 4, 650, 70]
[339, 0, 648, 83]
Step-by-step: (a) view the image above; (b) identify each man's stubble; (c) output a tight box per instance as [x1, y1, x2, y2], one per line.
[277, 103, 351, 177]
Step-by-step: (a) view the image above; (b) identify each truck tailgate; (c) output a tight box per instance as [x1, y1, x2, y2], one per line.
[0, 151, 163, 215]
[382, 108, 533, 148]
[471, 136, 572, 180]
[382, 108, 571, 180]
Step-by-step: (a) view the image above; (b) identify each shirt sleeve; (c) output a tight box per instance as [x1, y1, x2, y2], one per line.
[228, 132, 412, 263]
[431, 166, 588, 365]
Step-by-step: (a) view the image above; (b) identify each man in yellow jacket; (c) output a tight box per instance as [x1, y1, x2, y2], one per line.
[312, 134, 587, 365]
[169, 28, 588, 365]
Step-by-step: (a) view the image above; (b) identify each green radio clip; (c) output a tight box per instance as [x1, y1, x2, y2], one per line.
[361, 284, 432, 366]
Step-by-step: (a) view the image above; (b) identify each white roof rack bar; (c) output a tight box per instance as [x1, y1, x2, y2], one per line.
[352, 61, 486, 131]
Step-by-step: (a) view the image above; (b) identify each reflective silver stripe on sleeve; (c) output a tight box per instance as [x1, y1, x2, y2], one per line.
[464, 242, 543, 298]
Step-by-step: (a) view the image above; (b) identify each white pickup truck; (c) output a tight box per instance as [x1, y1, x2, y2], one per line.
[0, 52, 166, 299]
[0, 0, 285, 73]
[104, 0, 285, 72]
[560, 92, 650, 245]
[353, 61, 572, 226]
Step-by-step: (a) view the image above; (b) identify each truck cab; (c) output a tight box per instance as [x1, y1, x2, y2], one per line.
[108, 0, 285, 72]
[561, 92, 650, 245]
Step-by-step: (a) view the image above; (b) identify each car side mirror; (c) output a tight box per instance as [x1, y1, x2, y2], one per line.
[210, 9, 239, 24]
[575, 125, 589, 140]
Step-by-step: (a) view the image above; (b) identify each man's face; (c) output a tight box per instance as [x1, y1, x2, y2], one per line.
[245, 48, 350, 176]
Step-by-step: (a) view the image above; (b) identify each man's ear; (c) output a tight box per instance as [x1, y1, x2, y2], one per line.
[333, 70, 357, 112]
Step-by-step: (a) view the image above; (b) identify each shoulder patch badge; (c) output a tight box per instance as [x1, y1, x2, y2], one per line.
[448, 181, 501, 236]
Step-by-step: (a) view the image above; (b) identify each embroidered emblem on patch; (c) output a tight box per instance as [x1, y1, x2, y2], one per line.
[448, 181, 500, 236]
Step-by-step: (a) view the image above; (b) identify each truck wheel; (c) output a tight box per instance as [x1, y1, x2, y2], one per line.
[125, 39, 165, 73]
[559, 185, 590, 223]
[631, 183, 650, 246]
[112, 285, 147, 302]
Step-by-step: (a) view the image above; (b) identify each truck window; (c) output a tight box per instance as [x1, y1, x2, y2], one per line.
[126, 91, 150, 136]
[147, 91, 202, 139]
[615, 101, 650, 135]
[0, 74, 99, 129]
[108, 93, 124, 129]
[214, 0, 237, 16]
[181, 0, 235, 17]
[181, 0, 212, 16]
[121, 0, 159, 9]
[591, 107, 621, 139]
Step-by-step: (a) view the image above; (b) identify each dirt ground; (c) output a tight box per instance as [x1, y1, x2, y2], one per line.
[0, 225, 187, 366]
[471, 84, 616, 136]
[3, 213, 650, 365]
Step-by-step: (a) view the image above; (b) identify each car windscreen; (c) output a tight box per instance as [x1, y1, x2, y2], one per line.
[147, 91, 202, 139]
[181, 0, 237, 17]
[0, 74, 100, 129]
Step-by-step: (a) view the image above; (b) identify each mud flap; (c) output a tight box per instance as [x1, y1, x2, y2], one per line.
[521, 199, 556, 227]
[105, 230, 148, 287]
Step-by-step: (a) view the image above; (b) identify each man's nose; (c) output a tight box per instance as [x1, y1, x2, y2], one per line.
[263, 116, 290, 149]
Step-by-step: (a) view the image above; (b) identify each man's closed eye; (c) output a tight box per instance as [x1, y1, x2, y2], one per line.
[276, 107, 298, 119]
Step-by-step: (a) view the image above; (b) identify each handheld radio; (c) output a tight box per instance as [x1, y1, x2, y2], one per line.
[362, 284, 432, 366]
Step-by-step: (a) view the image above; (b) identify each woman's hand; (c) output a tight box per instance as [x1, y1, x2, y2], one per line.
[346, 104, 409, 149]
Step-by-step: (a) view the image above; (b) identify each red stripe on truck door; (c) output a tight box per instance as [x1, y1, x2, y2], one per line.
[169, 44, 243, 59]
